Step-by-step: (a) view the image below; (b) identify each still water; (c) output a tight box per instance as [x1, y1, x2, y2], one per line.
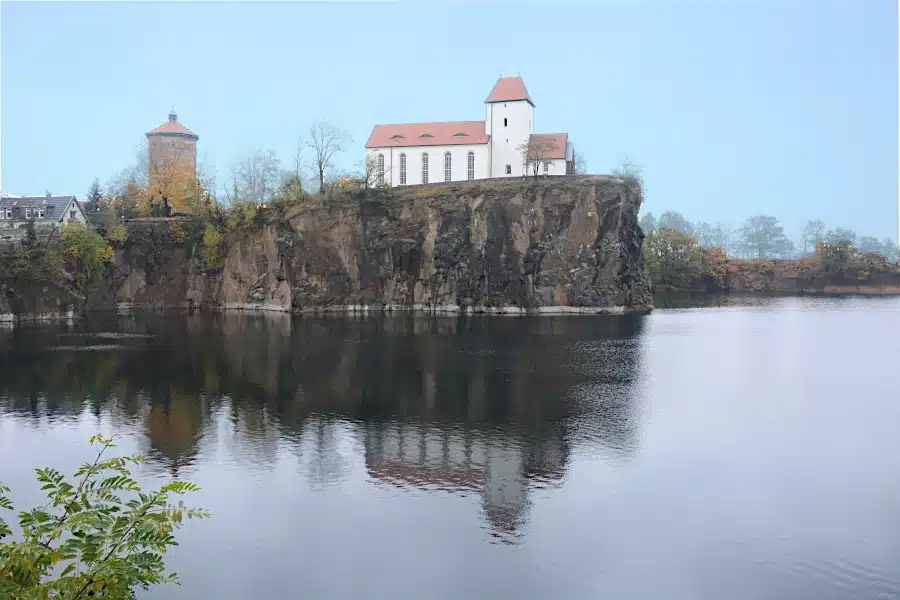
[1, 296, 899, 600]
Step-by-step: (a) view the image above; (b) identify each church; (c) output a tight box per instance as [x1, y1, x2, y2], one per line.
[365, 77, 574, 187]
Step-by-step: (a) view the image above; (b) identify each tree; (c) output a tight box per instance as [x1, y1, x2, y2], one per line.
[517, 135, 560, 180]
[639, 212, 657, 234]
[657, 211, 693, 235]
[304, 120, 351, 194]
[226, 149, 283, 205]
[86, 179, 103, 216]
[0, 434, 208, 600]
[61, 224, 114, 290]
[738, 215, 793, 259]
[824, 227, 857, 246]
[573, 151, 588, 175]
[857, 235, 882, 254]
[643, 228, 704, 289]
[611, 156, 644, 196]
[801, 219, 826, 254]
[880, 238, 900, 261]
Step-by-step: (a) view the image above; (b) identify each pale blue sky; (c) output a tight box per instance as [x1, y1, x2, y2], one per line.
[2, 1, 897, 241]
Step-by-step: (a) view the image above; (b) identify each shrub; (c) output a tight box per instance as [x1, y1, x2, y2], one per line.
[0, 434, 208, 600]
[202, 225, 224, 270]
[61, 224, 114, 290]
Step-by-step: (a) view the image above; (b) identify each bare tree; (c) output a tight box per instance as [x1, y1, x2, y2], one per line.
[517, 136, 560, 180]
[358, 154, 391, 189]
[574, 151, 588, 175]
[303, 120, 351, 194]
[612, 155, 644, 197]
[227, 149, 283, 205]
[801, 219, 826, 255]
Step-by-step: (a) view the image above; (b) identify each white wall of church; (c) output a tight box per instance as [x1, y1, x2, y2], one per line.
[487, 100, 534, 178]
[367, 144, 490, 187]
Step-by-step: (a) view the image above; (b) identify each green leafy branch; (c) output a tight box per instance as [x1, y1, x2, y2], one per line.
[0, 434, 209, 600]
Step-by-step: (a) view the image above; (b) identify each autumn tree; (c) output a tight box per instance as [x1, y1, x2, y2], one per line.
[643, 228, 704, 289]
[737, 215, 794, 259]
[801, 218, 826, 254]
[303, 120, 351, 194]
[145, 144, 203, 215]
[518, 136, 560, 180]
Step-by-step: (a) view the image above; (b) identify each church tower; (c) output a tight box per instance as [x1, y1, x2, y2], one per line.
[485, 77, 534, 178]
[145, 109, 199, 185]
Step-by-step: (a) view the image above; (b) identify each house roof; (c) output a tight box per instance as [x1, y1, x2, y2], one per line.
[485, 77, 534, 106]
[366, 120, 490, 148]
[0, 195, 82, 220]
[146, 110, 198, 140]
[529, 133, 568, 160]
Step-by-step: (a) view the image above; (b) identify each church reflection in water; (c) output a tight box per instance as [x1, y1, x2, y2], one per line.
[364, 422, 568, 541]
[0, 311, 645, 543]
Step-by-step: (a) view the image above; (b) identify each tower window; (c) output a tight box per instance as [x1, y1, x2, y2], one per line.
[505, 164, 512, 175]
[422, 153, 429, 184]
[504, 118, 508, 127]
[399, 153, 407, 185]
[467, 152, 475, 180]
[444, 152, 452, 182]
[376, 153, 385, 186]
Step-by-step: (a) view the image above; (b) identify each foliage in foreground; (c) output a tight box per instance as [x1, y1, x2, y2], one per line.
[0, 434, 208, 600]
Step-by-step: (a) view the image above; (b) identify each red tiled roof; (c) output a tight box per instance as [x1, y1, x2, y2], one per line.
[146, 111, 198, 139]
[485, 77, 534, 106]
[529, 133, 568, 160]
[366, 120, 489, 148]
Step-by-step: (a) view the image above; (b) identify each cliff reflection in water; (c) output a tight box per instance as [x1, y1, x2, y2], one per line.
[0, 312, 646, 542]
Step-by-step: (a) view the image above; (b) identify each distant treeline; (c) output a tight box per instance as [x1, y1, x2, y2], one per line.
[638, 210, 900, 291]
[639, 211, 899, 261]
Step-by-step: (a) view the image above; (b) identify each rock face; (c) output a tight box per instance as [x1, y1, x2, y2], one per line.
[3, 176, 653, 319]
[256, 176, 651, 313]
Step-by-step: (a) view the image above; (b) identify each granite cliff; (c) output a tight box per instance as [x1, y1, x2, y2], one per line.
[104, 176, 650, 315]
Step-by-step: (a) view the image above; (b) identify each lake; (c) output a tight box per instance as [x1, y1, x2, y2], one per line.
[1, 296, 899, 600]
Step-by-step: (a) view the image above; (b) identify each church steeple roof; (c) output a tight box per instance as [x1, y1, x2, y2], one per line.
[485, 77, 534, 106]
[146, 108, 198, 140]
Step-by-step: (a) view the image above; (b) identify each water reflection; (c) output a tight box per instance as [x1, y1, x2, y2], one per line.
[0, 312, 645, 543]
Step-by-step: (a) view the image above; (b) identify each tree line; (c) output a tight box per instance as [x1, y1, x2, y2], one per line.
[639, 210, 900, 261]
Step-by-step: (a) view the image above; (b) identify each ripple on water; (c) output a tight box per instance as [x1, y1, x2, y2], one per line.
[47, 344, 127, 352]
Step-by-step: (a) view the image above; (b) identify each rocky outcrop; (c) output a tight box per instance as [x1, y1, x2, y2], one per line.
[2, 176, 653, 320]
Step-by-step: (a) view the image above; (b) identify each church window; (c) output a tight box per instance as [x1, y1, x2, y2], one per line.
[504, 118, 508, 127]
[376, 154, 385, 186]
[444, 152, 452, 182]
[422, 153, 429, 184]
[505, 164, 512, 175]
[467, 152, 475, 180]
[399, 153, 407, 185]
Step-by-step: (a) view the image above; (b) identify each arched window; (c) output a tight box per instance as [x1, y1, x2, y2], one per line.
[421, 153, 429, 184]
[444, 152, 452, 182]
[399, 153, 407, 185]
[376, 154, 385, 186]
[467, 151, 475, 180]
[505, 164, 512, 175]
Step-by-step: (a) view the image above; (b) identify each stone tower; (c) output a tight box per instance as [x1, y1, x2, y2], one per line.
[145, 109, 199, 184]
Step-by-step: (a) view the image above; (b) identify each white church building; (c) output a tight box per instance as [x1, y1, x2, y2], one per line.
[365, 77, 574, 187]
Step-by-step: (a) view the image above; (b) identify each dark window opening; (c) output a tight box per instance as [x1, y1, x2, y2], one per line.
[505, 164, 512, 175]
[504, 118, 508, 127]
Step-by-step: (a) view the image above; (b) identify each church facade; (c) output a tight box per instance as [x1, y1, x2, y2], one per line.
[365, 77, 574, 187]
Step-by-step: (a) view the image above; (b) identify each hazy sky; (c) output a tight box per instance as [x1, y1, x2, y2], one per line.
[1, 1, 897, 241]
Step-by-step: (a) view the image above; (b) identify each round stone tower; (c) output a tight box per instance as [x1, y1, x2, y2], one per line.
[145, 109, 199, 184]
